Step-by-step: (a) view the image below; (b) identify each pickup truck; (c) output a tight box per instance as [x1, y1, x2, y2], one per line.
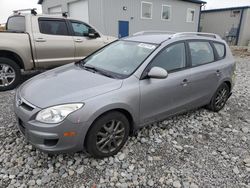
[0, 12, 116, 91]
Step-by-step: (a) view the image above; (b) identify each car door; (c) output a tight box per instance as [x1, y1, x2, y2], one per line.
[33, 18, 75, 68]
[187, 40, 221, 108]
[139, 42, 193, 125]
[69, 20, 107, 61]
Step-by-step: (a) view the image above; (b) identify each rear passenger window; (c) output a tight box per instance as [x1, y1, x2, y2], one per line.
[150, 43, 186, 72]
[189, 41, 214, 66]
[214, 42, 225, 59]
[39, 19, 68, 36]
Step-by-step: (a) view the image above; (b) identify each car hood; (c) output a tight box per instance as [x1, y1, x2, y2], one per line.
[20, 63, 123, 108]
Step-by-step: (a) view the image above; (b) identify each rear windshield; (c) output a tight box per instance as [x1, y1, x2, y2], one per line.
[7, 16, 25, 32]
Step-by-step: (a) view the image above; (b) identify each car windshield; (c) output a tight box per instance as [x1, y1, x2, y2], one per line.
[81, 40, 157, 78]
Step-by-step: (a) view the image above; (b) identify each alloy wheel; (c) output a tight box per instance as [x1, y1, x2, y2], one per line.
[96, 120, 125, 153]
[0, 63, 16, 87]
[215, 87, 228, 109]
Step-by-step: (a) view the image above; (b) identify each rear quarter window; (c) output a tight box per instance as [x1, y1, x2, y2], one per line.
[7, 16, 25, 32]
[189, 41, 214, 66]
[213, 42, 226, 59]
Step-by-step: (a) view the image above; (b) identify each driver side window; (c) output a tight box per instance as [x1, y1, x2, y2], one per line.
[71, 22, 90, 36]
[150, 43, 186, 72]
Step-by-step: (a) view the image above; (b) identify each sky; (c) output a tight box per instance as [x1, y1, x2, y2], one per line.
[0, 0, 250, 23]
[203, 0, 250, 10]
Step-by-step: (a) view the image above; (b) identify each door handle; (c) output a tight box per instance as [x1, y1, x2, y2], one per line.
[75, 39, 83, 43]
[181, 79, 189, 87]
[35, 38, 46, 42]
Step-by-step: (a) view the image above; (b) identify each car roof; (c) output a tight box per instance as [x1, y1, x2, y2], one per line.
[122, 32, 223, 45]
[123, 34, 172, 45]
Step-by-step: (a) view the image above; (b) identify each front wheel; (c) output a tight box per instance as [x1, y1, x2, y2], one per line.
[0, 58, 21, 91]
[207, 83, 230, 112]
[85, 111, 130, 158]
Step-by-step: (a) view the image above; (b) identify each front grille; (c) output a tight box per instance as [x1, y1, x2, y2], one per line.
[18, 119, 25, 135]
[20, 101, 34, 111]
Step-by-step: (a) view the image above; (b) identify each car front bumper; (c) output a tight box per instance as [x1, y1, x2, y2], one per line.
[14, 95, 89, 154]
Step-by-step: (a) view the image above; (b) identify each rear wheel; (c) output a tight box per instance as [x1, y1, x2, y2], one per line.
[85, 111, 130, 158]
[0, 57, 21, 91]
[207, 83, 230, 112]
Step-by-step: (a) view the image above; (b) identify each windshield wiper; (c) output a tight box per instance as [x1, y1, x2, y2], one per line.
[82, 64, 115, 78]
[82, 64, 98, 72]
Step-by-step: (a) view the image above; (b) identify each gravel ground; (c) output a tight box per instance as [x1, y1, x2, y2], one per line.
[0, 56, 250, 188]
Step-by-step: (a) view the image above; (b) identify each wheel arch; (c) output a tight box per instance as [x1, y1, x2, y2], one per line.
[83, 107, 137, 149]
[224, 80, 232, 92]
[0, 50, 24, 69]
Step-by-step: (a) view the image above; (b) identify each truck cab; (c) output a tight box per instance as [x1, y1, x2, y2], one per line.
[0, 10, 116, 91]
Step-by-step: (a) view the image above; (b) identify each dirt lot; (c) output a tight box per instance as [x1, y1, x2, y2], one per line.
[0, 55, 250, 188]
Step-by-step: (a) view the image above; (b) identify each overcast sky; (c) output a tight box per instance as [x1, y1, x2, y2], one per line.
[0, 0, 250, 23]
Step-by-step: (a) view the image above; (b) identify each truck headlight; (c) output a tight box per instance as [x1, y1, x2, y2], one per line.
[36, 103, 84, 124]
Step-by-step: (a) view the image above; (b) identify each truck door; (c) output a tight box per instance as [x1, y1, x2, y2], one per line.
[68, 20, 107, 61]
[33, 18, 75, 69]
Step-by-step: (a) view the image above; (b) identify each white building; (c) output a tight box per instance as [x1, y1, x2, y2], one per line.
[38, 0, 206, 38]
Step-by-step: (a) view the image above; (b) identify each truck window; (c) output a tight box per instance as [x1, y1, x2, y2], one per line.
[39, 19, 69, 36]
[7, 16, 25, 32]
[70, 21, 90, 36]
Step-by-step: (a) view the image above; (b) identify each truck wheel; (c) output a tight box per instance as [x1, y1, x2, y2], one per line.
[0, 57, 21, 91]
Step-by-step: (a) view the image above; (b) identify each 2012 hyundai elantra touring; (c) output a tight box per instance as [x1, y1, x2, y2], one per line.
[14, 32, 236, 158]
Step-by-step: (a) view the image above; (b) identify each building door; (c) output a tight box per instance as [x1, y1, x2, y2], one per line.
[68, 0, 89, 23]
[118, 21, 129, 38]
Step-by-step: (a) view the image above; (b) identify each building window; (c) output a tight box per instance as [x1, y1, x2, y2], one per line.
[161, 5, 171, 21]
[141, 1, 153, 19]
[187, 8, 195, 22]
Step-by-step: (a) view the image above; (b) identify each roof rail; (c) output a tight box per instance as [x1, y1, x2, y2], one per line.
[13, 8, 37, 16]
[133, 30, 176, 36]
[171, 32, 221, 39]
[44, 12, 68, 18]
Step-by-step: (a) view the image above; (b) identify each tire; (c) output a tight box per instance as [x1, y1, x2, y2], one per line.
[207, 83, 230, 112]
[85, 111, 130, 158]
[0, 57, 21, 91]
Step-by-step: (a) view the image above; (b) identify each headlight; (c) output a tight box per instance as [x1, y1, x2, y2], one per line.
[36, 103, 84, 124]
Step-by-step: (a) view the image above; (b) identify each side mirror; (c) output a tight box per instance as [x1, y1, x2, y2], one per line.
[148, 67, 168, 79]
[88, 28, 98, 38]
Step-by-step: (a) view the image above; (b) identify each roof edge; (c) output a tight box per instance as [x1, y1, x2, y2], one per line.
[202, 6, 250, 13]
[181, 0, 206, 4]
[37, 0, 206, 5]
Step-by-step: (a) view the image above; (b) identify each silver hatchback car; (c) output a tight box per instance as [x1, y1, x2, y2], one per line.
[14, 32, 236, 158]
